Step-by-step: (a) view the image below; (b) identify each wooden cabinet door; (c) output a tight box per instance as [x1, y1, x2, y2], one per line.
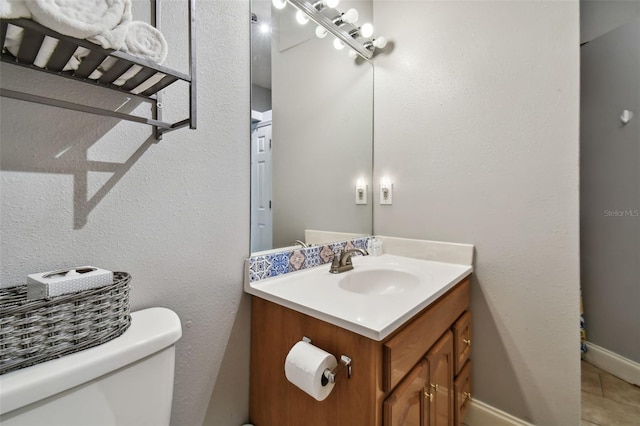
[426, 331, 454, 426]
[454, 361, 472, 426]
[384, 359, 430, 426]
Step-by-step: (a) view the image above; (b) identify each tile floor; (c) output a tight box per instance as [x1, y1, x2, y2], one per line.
[581, 360, 640, 426]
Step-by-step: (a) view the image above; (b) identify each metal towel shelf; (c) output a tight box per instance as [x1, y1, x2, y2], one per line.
[0, 0, 196, 140]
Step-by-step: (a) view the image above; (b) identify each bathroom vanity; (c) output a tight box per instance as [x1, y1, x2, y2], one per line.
[247, 252, 473, 426]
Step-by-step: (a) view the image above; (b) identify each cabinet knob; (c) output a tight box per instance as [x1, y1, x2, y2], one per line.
[430, 383, 439, 391]
[463, 391, 471, 399]
[463, 338, 471, 346]
[424, 390, 433, 402]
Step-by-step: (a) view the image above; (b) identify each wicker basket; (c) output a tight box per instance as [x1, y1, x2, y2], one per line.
[0, 271, 131, 375]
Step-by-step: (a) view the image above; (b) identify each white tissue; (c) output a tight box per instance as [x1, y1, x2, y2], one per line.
[65, 270, 82, 278]
[284, 341, 338, 401]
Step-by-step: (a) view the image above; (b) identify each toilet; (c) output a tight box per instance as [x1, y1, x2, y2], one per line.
[0, 307, 182, 426]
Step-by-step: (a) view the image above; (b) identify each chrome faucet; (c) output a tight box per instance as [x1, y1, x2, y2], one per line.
[290, 240, 308, 248]
[329, 248, 368, 274]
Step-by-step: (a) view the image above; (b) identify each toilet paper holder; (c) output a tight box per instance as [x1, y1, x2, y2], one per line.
[302, 336, 352, 385]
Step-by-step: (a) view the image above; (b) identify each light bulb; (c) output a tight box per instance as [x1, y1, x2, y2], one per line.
[373, 36, 387, 49]
[296, 10, 309, 25]
[348, 49, 358, 59]
[341, 8, 358, 24]
[315, 25, 327, 38]
[272, 0, 287, 10]
[333, 38, 345, 50]
[323, 0, 339, 8]
[260, 23, 270, 33]
[360, 23, 374, 38]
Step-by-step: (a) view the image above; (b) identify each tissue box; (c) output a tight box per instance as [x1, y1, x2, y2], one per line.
[27, 266, 114, 299]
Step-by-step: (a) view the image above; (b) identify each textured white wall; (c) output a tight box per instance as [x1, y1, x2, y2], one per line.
[0, 1, 251, 425]
[372, 1, 580, 424]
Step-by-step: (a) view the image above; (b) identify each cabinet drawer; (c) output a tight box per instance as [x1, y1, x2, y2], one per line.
[453, 311, 471, 375]
[383, 279, 470, 392]
[383, 359, 429, 426]
[454, 360, 472, 426]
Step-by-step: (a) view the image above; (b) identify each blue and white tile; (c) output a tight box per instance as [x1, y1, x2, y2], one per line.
[353, 237, 370, 250]
[247, 237, 375, 282]
[268, 252, 291, 277]
[329, 241, 346, 253]
[319, 245, 336, 263]
[249, 256, 272, 281]
[289, 250, 306, 271]
[303, 246, 321, 269]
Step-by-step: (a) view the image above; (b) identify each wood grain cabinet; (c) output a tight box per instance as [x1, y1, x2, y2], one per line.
[454, 360, 472, 426]
[250, 278, 472, 426]
[453, 312, 472, 375]
[383, 359, 429, 426]
[452, 312, 472, 426]
[425, 331, 454, 426]
[384, 331, 454, 426]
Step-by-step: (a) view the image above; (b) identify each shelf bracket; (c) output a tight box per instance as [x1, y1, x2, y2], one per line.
[1, 88, 175, 129]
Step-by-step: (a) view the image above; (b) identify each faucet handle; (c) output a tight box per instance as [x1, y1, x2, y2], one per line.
[330, 249, 342, 271]
[332, 248, 342, 261]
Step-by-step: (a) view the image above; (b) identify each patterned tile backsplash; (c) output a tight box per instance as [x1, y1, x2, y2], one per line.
[248, 236, 372, 282]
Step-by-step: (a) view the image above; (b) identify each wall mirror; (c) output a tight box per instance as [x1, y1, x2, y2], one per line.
[250, 0, 373, 254]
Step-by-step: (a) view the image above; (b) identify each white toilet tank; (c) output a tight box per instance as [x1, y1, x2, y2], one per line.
[0, 307, 182, 426]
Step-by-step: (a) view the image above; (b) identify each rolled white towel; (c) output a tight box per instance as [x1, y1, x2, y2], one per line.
[122, 21, 168, 65]
[128, 70, 165, 94]
[26, 0, 129, 40]
[0, 0, 31, 18]
[87, 0, 131, 50]
[4, 23, 86, 72]
[3, 23, 24, 56]
[80, 58, 165, 95]
[84, 19, 169, 88]
[85, 21, 168, 85]
[106, 62, 166, 94]
[33, 35, 61, 67]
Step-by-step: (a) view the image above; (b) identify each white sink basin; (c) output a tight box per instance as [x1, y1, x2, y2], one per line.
[245, 253, 472, 340]
[338, 269, 422, 295]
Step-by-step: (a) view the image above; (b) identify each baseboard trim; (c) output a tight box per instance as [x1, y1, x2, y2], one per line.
[582, 342, 640, 386]
[464, 399, 533, 426]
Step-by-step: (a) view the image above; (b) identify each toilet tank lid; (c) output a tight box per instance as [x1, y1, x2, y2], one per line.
[0, 307, 182, 415]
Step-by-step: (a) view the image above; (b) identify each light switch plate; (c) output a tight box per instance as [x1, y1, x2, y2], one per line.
[355, 185, 367, 205]
[380, 183, 393, 205]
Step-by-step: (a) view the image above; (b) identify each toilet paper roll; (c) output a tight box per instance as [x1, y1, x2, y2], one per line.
[284, 341, 338, 401]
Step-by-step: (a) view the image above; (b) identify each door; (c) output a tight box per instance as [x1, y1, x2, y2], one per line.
[426, 331, 454, 426]
[251, 121, 273, 252]
[454, 361, 472, 426]
[580, 18, 640, 361]
[384, 359, 430, 426]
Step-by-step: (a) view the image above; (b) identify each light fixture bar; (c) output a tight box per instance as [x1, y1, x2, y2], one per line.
[287, 0, 373, 59]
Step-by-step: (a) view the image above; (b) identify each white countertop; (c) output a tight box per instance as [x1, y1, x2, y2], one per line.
[245, 254, 472, 341]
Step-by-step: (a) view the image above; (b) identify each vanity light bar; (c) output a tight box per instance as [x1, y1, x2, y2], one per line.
[287, 0, 373, 60]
